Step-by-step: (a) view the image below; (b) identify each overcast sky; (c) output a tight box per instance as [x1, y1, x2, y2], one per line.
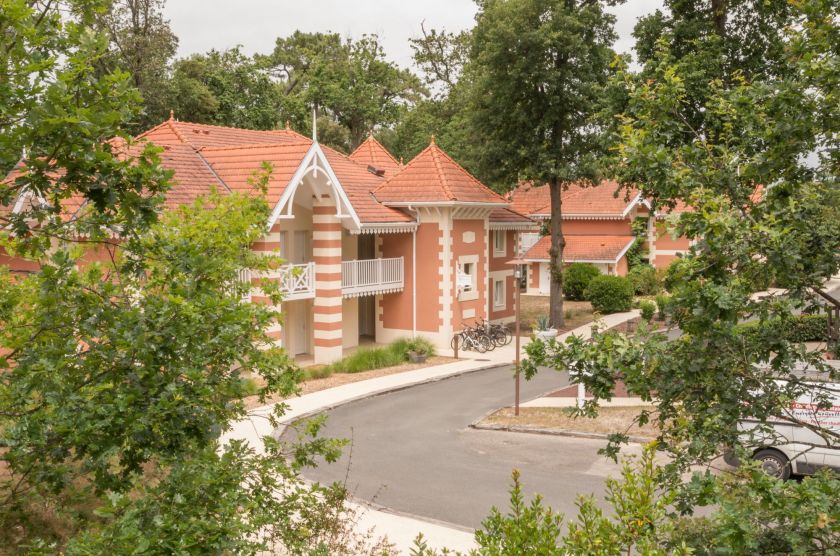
[164, 0, 665, 69]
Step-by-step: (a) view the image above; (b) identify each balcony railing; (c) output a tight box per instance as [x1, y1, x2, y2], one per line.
[254, 262, 316, 301]
[341, 257, 404, 298]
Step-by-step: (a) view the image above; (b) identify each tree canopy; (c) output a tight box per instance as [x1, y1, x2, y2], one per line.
[466, 0, 621, 327]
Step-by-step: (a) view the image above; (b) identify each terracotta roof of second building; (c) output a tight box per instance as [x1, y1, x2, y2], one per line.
[374, 140, 508, 205]
[510, 181, 642, 218]
[523, 234, 636, 263]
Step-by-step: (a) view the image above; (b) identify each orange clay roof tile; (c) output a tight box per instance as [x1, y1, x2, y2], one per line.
[510, 181, 641, 218]
[524, 234, 636, 263]
[374, 141, 507, 205]
[348, 134, 403, 178]
[489, 207, 534, 224]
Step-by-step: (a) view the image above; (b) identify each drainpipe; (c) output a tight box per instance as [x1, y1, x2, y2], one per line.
[408, 206, 418, 339]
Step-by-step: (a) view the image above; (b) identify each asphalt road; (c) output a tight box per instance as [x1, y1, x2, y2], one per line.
[281, 365, 640, 530]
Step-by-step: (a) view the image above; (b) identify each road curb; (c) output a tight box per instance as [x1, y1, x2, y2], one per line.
[469, 421, 654, 444]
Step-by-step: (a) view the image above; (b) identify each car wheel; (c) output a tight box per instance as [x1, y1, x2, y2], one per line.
[752, 448, 791, 480]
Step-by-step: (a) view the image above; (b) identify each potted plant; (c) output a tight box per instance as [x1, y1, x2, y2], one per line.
[534, 316, 558, 340]
[405, 337, 433, 363]
[408, 349, 427, 363]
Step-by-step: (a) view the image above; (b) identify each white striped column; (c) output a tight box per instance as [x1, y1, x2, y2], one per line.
[312, 204, 344, 363]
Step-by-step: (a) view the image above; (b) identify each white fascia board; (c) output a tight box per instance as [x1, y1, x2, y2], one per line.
[613, 237, 638, 263]
[312, 143, 361, 231]
[382, 201, 508, 209]
[267, 143, 319, 230]
[622, 192, 645, 217]
[266, 143, 362, 232]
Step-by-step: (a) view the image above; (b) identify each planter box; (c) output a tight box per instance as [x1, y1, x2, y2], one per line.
[408, 351, 428, 364]
[535, 329, 558, 341]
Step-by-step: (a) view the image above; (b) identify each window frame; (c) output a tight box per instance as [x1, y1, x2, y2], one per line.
[493, 278, 505, 309]
[493, 230, 507, 257]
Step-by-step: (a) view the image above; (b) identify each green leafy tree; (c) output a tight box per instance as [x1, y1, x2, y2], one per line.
[525, 0, 840, 508]
[96, 0, 179, 131]
[0, 3, 374, 552]
[168, 47, 291, 130]
[467, 0, 621, 327]
[261, 32, 425, 151]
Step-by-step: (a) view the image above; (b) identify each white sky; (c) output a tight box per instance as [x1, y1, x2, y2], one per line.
[164, 0, 665, 69]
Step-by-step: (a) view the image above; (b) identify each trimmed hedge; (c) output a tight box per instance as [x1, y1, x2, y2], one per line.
[736, 313, 829, 343]
[585, 275, 634, 314]
[564, 263, 601, 301]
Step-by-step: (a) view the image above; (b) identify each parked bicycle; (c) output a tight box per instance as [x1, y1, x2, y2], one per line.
[451, 319, 511, 353]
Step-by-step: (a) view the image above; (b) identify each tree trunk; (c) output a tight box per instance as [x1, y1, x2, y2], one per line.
[549, 177, 565, 328]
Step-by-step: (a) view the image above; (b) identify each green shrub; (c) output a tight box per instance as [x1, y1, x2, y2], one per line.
[654, 294, 672, 321]
[305, 366, 333, 380]
[628, 264, 662, 296]
[323, 337, 436, 375]
[398, 336, 436, 357]
[640, 300, 656, 322]
[736, 313, 829, 343]
[564, 263, 602, 301]
[585, 275, 634, 314]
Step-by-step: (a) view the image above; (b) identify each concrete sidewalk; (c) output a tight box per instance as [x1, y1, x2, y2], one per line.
[221, 308, 640, 554]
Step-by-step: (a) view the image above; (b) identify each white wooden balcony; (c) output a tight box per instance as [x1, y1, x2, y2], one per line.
[341, 257, 404, 298]
[278, 262, 316, 300]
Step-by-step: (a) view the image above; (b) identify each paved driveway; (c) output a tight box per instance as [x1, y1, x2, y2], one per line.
[282, 365, 640, 530]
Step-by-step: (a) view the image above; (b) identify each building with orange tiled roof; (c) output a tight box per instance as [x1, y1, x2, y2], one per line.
[2, 116, 537, 363]
[509, 180, 695, 293]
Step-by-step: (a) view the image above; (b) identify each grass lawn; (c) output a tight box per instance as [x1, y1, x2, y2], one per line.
[520, 295, 595, 332]
[481, 406, 658, 439]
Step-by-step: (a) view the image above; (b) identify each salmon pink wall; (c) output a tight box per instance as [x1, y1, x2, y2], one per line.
[654, 254, 680, 269]
[380, 225, 442, 333]
[489, 273, 516, 320]
[451, 219, 486, 329]
[489, 230, 517, 271]
[616, 256, 629, 276]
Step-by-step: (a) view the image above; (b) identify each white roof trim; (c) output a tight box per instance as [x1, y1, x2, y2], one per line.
[488, 221, 539, 231]
[383, 201, 508, 208]
[266, 142, 361, 232]
[622, 192, 645, 217]
[353, 223, 418, 235]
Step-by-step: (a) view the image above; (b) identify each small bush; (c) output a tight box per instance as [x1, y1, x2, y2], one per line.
[639, 300, 656, 322]
[654, 294, 672, 321]
[398, 336, 436, 357]
[323, 337, 436, 375]
[585, 275, 634, 314]
[564, 263, 602, 301]
[628, 264, 662, 296]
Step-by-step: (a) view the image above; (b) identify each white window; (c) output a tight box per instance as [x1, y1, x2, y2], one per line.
[457, 255, 480, 301]
[461, 262, 475, 291]
[493, 279, 505, 309]
[493, 230, 506, 257]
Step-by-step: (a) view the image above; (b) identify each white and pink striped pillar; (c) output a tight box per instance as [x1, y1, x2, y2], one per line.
[312, 202, 344, 363]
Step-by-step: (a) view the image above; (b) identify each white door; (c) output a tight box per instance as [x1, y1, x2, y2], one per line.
[291, 302, 309, 356]
[539, 263, 550, 294]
